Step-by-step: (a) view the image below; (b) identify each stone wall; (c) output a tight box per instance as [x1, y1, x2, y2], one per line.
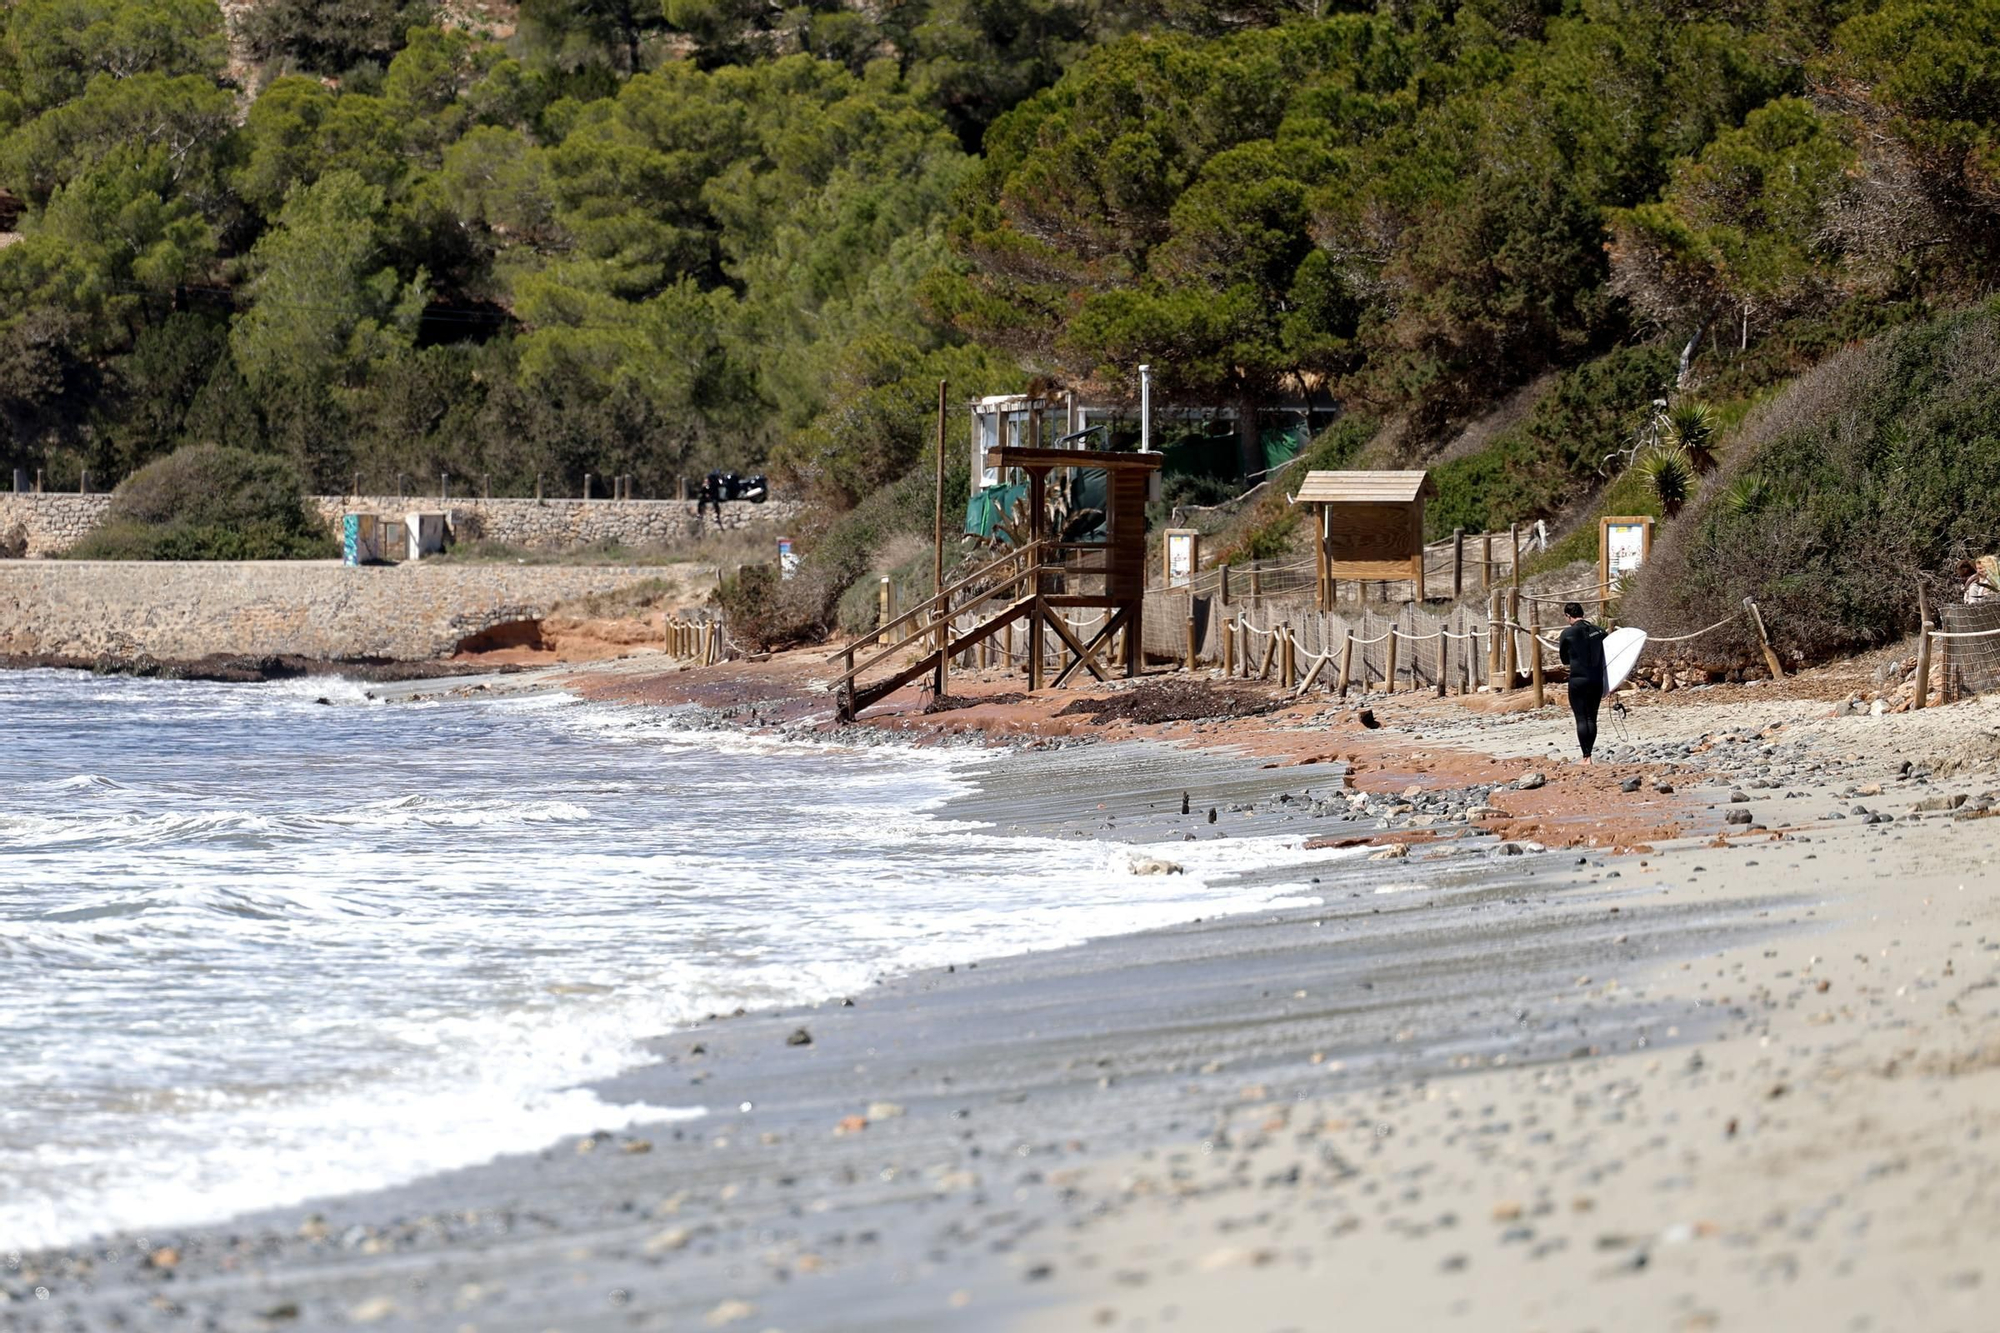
[306, 495, 803, 553]
[0, 494, 115, 557]
[0, 561, 673, 661]
[0, 491, 801, 558]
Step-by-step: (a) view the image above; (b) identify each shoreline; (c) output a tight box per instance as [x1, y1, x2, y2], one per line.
[9, 659, 2000, 1331]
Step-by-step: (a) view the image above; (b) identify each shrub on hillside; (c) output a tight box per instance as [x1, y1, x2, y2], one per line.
[1425, 344, 1678, 538]
[68, 444, 335, 560]
[1625, 299, 2000, 663]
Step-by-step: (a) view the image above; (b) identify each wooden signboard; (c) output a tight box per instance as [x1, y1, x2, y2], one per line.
[1598, 515, 1654, 606]
[1163, 528, 1199, 588]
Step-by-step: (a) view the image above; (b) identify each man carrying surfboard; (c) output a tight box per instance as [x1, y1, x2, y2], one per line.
[1559, 602, 1609, 765]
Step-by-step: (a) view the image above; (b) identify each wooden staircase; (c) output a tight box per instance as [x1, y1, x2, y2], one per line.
[831, 540, 1139, 721]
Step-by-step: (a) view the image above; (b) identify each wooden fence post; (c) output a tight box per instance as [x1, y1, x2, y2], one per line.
[1384, 627, 1400, 694]
[1486, 590, 1501, 688]
[1510, 523, 1521, 588]
[1436, 624, 1448, 698]
[1914, 587, 1932, 710]
[1336, 629, 1354, 698]
[1529, 602, 1545, 708]
[1224, 615, 1237, 675]
[1744, 598, 1785, 682]
[1220, 565, 1232, 605]
[1481, 533, 1493, 590]
[1281, 623, 1296, 688]
[1504, 589, 1520, 693]
[1185, 613, 1199, 672]
[1452, 527, 1465, 599]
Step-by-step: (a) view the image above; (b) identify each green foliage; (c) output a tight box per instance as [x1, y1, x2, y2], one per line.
[238, 0, 437, 76]
[67, 442, 335, 559]
[1610, 97, 1856, 327]
[1664, 399, 1719, 472]
[1425, 344, 1678, 536]
[1628, 297, 2000, 660]
[230, 170, 429, 482]
[1, 0, 226, 115]
[1635, 445, 1696, 516]
[4, 0, 2000, 658]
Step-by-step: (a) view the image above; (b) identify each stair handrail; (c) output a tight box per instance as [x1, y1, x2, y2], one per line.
[832, 568, 1046, 691]
[824, 539, 1048, 663]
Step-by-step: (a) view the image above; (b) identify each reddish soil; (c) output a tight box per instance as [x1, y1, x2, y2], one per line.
[569, 646, 1700, 851]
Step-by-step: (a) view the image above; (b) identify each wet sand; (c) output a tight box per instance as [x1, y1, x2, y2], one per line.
[11, 665, 2000, 1332]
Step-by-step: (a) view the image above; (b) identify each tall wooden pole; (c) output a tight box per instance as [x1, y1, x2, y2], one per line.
[933, 379, 949, 696]
[934, 379, 948, 600]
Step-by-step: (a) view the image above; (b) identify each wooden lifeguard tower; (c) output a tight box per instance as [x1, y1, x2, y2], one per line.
[832, 445, 1163, 719]
[1292, 469, 1437, 610]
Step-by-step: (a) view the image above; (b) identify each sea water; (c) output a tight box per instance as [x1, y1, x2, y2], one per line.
[0, 671, 1323, 1250]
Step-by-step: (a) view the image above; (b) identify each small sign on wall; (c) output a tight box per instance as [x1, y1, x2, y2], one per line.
[1163, 528, 1199, 588]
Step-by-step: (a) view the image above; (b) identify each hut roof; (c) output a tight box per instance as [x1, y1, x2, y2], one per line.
[1291, 470, 1434, 505]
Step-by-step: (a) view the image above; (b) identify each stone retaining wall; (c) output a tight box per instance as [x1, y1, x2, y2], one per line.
[0, 494, 114, 557]
[0, 492, 801, 558]
[0, 561, 672, 661]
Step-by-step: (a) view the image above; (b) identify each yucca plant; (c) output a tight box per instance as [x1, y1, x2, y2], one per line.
[1722, 473, 1769, 516]
[1637, 446, 1697, 517]
[1664, 399, 1719, 474]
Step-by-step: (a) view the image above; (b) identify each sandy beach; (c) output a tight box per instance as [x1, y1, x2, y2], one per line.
[9, 653, 2000, 1333]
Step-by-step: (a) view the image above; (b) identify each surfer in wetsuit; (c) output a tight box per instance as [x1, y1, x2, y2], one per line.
[1558, 602, 1608, 765]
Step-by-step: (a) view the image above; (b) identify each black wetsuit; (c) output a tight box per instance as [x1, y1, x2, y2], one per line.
[1559, 620, 1609, 759]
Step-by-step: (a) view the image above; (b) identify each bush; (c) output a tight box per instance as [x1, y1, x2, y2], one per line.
[68, 444, 335, 560]
[1625, 298, 2000, 662]
[1425, 344, 1678, 538]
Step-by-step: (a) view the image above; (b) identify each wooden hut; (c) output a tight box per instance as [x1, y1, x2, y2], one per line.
[1291, 470, 1437, 610]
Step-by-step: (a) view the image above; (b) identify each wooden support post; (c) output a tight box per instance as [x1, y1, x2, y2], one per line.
[1029, 602, 1046, 691]
[1004, 619, 1015, 675]
[1336, 630, 1355, 698]
[582, 473, 591, 501]
[1250, 567, 1263, 610]
[1452, 528, 1465, 599]
[1914, 587, 1932, 710]
[1510, 523, 1520, 588]
[1481, 533, 1493, 589]
[535, 474, 543, 503]
[1224, 615, 1237, 675]
[1258, 630, 1278, 681]
[1744, 598, 1785, 682]
[1529, 602, 1545, 708]
[1436, 626, 1448, 699]
[937, 608, 952, 697]
[1220, 565, 1232, 606]
[1384, 628, 1400, 694]
[1281, 624, 1296, 689]
[1185, 614, 1199, 672]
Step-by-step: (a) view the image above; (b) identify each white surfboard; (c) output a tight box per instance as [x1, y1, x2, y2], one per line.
[1602, 626, 1648, 693]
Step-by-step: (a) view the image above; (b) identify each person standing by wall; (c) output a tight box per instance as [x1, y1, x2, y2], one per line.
[1559, 601, 1609, 765]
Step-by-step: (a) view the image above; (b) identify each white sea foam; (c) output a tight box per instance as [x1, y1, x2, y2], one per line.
[0, 671, 1353, 1251]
